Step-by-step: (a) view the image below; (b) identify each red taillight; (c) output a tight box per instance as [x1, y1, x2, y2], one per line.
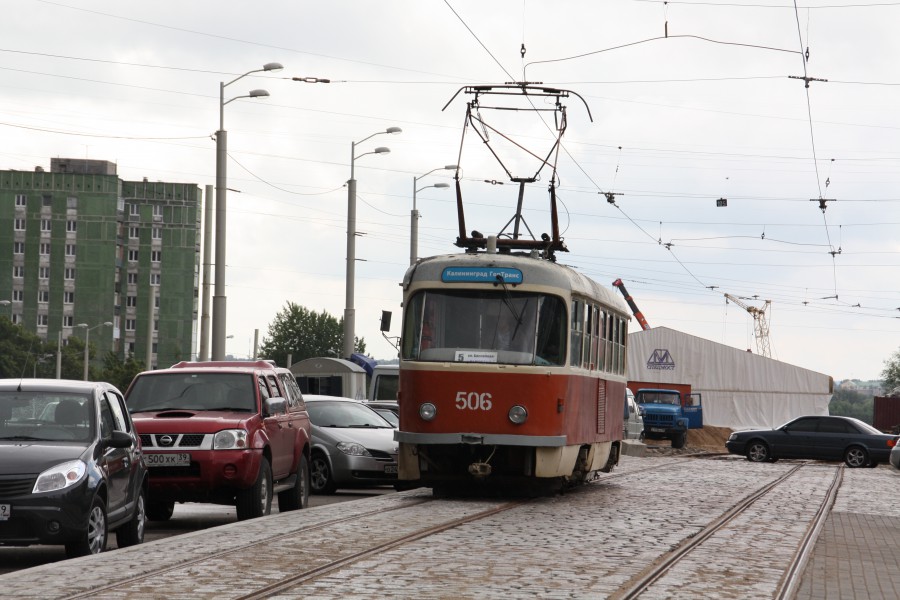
[889, 437, 899, 448]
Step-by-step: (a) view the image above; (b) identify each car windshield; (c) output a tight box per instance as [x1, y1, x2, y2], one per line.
[307, 401, 393, 428]
[126, 372, 256, 412]
[373, 408, 399, 428]
[0, 391, 95, 442]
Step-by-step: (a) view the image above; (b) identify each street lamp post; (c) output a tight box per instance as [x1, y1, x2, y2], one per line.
[212, 62, 282, 361]
[344, 126, 402, 359]
[76, 322, 112, 381]
[411, 165, 458, 265]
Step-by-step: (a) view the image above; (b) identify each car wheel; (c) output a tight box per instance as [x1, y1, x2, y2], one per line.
[237, 456, 273, 520]
[844, 446, 869, 468]
[866, 460, 879, 469]
[146, 499, 175, 522]
[115, 487, 146, 547]
[671, 431, 687, 449]
[65, 495, 107, 558]
[310, 452, 337, 495]
[278, 454, 310, 511]
[746, 440, 770, 462]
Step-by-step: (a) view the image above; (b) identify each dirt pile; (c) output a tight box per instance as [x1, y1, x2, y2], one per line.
[643, 426, 734, 455]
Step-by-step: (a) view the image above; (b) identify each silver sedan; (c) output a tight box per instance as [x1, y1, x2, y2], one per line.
[303, 396, 398, 494]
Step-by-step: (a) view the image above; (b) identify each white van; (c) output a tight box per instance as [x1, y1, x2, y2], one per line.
[623, 388, 645, 440]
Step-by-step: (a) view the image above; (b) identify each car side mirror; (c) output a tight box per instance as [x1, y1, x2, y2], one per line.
[265, 397, 287, 416]
[106, 430, 134, 449]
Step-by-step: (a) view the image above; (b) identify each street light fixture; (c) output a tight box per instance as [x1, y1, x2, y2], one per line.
[0, 299, 10, 320]
[344, 127, 402, 359]
[76, 322, 112, 381]
[411, 165, 458, 265]
[212, 62, 282, 362]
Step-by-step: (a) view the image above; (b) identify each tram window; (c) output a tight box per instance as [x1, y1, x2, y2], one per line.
[402, 290, 565, 366]
[570, 300, 583, 367]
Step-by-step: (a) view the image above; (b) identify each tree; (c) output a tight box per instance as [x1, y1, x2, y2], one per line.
[828, 386, 874, 424]
[99, 351, 146, 392]
[882, 347, 900, 395]
[258, 302, 366, 367]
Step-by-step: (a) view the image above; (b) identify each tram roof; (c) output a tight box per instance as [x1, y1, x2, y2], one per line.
[404, 252, 630, 316]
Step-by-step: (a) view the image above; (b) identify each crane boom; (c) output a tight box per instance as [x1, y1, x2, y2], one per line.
[724, 293, 772, 357]
[612, 279, 650, 331]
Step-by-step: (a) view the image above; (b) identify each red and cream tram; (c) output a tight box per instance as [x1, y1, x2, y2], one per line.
[396, 249, 631, 491]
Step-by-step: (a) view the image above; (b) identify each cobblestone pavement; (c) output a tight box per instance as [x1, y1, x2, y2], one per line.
[1, 455, 897, 599]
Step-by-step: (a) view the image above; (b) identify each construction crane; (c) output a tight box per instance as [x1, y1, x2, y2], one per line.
[612, 279, 650, 331]
[724, 293, 772, 358]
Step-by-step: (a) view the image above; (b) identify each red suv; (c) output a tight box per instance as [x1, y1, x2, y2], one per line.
[124, 361, 311, 521]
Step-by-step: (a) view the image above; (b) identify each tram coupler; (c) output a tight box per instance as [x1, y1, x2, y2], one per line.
[468, 462, 492, 477]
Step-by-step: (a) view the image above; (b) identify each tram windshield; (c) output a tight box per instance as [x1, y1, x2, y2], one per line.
[401, 290, 566, 365]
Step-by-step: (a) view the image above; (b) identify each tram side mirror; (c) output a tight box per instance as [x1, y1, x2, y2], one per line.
[380, 310, 392, 332]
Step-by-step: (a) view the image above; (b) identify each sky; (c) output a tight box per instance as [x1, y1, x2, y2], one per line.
[3, 0, 899, 381]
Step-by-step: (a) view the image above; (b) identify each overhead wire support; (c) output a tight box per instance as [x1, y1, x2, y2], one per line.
[788, 74, 828, 88]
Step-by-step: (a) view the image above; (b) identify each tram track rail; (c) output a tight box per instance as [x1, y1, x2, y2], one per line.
[611, 463, 843, 600]
[62, 498, 433, 600]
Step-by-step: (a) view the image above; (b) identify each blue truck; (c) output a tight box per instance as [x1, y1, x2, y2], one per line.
[634, 388, 703, 449]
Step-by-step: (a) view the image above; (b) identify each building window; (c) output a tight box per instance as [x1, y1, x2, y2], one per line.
[127, 272, 138, 285]
[37, 314, 48, 326]
[153, 205, 163, 218]
[42, 194, 52, 207]
[15, 194, 27, 207]
[41, 219, 52, 232]
[64, 291, 74, 304]
[67, 220, 77, 233]
[150, 273, 161, 286]
[154, 319, 159, 332]
[40, 243, 51, 255]
[13, 242, 24, 254]
[152, 227, 162, 240]
[129, 226, 140, 239]
[14, 219, 25, 231]
[12, 290, 24, 302]
[38, 290, 49, 303]
[127, 342, 135, 354]
[155, 296, 160, 309]
[65, 267, 75, 280]
[130, 203, 139, 216]
[126, 319, 136, 331]
[67, 196, 78, 209]
[11, 314, 20, 325]
[126, 295, 137, 308]
[13, 266, 24, 279]
[128, 250, 139, 262]
[66, 244, 76, 257]
[151, 250, 161, 263]
[40, 266, 50, 279]
[64, 315, 74, 327]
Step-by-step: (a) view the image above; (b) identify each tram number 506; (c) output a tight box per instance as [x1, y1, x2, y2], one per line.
[455, 391, 493, 411]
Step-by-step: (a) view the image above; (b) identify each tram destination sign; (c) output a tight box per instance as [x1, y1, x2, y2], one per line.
[441, 267, 523, 284]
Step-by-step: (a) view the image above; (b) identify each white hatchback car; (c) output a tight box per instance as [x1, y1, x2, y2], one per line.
[623, 388, 645, 441]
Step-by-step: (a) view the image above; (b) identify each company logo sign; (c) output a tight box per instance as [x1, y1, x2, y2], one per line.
[647, 349, 675, 371]
[441, 267, 523, 284]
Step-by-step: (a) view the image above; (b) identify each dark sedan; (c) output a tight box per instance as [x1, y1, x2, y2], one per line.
[0, 379, 148, 557]
[726, 415, 899, 468]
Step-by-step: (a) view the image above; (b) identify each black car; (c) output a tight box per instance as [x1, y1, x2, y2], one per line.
[0, 379, 148, 557]
[725, 415, 899, 468]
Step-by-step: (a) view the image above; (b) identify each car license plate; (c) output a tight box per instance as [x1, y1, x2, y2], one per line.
[384, 464, 398, 474]
[145, 453, 191, 467]
[0, 504, 9, 521]
[650, 427, 666, 433]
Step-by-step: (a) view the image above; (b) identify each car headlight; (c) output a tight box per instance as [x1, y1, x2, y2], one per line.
[213, 429, 249, 449]
[336, 442, 372, 457]
[508, 405, 528, 425]
[419, 403, 437, 421]
[33, 460, 86, 494]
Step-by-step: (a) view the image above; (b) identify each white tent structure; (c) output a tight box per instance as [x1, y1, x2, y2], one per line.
[627, 327, 833, 430]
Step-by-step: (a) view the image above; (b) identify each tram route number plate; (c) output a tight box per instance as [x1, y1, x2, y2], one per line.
[384, 464, 398, 474]
[0, 504, 10, 521]
[145, 453, 191, 467]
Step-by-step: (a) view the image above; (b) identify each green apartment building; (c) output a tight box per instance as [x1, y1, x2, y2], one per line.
[0, 158, 201, 372]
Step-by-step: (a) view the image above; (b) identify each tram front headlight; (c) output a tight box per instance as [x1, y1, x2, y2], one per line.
[508, 405, 528, 425]
[419, 402, 437, 421]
